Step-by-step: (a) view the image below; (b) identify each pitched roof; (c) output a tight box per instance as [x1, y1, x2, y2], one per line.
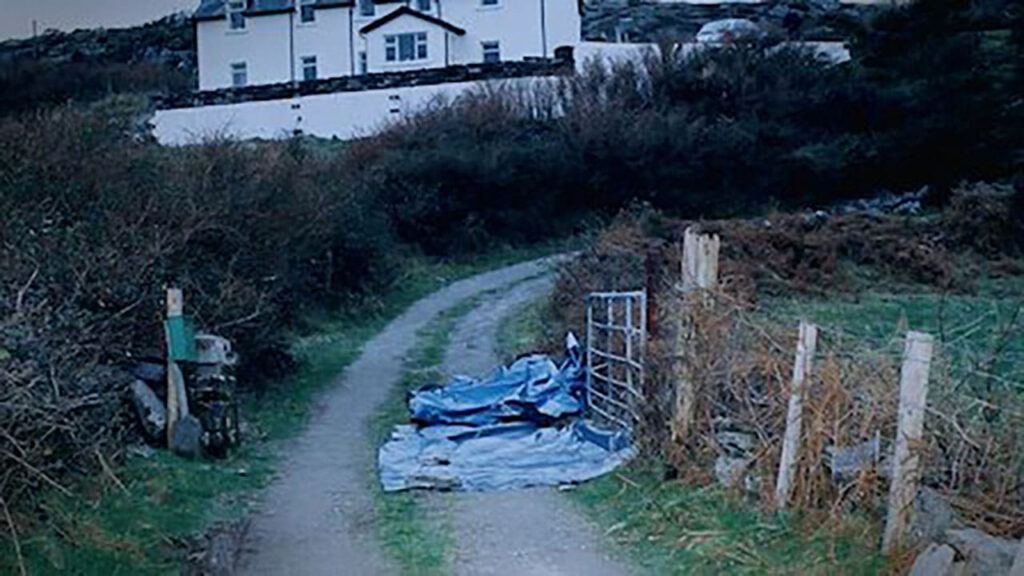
[359, 6, 466, 35]
[194, 0, 352, 21]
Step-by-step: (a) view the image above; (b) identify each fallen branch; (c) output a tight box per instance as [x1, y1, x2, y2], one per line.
[14, 266, 39, 316]
[95, 449, 129, 495]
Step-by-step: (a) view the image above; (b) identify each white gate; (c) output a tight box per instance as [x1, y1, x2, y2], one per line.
[585, 291, 647, 431]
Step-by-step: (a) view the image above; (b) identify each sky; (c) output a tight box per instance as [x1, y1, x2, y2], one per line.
[0, 0, 199, 41]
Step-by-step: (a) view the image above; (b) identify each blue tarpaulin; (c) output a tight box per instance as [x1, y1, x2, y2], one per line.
[379, 334, 633, 492]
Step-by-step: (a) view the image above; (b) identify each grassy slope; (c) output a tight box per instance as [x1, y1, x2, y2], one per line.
[0, 242, 569, 576]
[762, 275, 1024, 377]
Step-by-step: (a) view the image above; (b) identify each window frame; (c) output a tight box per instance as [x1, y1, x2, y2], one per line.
[358, 0, 375, 18]
[231, 61, 248, 87]
[482, 40, 500, 63]
[479, 0, 500, 8]
[384, 32, 428, 63]
[227, 0, 247, 30]
[299, 0, 316, 23]
[359, 51, 368, 74]
[301, 55, 318, 81]
[415, 0, 432, 11]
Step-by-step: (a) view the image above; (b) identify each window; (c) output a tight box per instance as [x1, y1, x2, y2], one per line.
[302, 56, 317, 81]
[231, 62, 247, 87]
[482, 41, 500, 63]
[416, 0, 431, 11]
[300, 0, 316, 23]
[480, 0, 499, 7]
[228, 0, 246, 30]
[359, 51, 367, 74]
[384, 32, 428, 62]
[359, 0, 374, 17]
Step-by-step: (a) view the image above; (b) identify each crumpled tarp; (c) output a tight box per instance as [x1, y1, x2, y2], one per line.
[379, 334, 633, 492]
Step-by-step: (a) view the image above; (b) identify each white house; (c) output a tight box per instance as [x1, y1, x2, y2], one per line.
[193, 0, 582, 91]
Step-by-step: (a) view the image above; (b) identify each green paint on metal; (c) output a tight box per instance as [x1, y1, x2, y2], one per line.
[165, 316, 197, 362]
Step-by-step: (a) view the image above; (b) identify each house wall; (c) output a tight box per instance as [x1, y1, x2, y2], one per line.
[293, 7, 355, 79]
[196, 0, 582, 89]
[197, 13, 294, 91]
[445, 0, 538, 64]
[544, 0, 582, 53]
[152, 76, 557, 144]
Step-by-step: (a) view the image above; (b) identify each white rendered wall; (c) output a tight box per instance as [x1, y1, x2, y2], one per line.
[446, 0, 542, 64]
[544, 0, 582, 54]
[152, 76, 557, 145]
[197, 13, 293, 91]
[293, 7, 355, 79]
[573, 41, 659, 73]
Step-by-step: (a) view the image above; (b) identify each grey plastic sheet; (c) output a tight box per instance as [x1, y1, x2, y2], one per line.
[379, 334, 633, 492]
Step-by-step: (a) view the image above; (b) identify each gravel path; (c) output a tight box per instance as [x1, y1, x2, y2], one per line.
[238, 257, 564, 576]
[441, 277, 630, 576]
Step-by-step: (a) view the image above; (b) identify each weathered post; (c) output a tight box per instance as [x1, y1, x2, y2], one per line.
[882, 331, 935, 553]
[670, 227, 720, 447]
[165, 288, 183, 446]
[774, 320, 818, 510]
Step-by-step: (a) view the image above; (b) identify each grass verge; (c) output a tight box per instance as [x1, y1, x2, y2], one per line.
[494, 296, 556, 364]
[0, 242, 570, 576]
[569, 463, 886, 575]
[366, 297, 481, 575]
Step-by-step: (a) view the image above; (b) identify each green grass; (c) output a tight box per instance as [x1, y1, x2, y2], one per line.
[0, 242, 571, 576]
[761, 274, 1024, 381]
[494, 296, 554, 364]
[569, 463, 885, 575]
[366, 298, 481, 576]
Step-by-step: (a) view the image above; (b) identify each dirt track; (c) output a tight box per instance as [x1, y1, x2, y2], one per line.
[238, 258, 560, 575]
[238, 256, 626, 575]
[441, 277, 629, 576]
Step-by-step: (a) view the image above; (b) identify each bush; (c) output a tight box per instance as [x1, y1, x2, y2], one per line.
[0, 104, 400, 510]
[351, 0, 1020, 233]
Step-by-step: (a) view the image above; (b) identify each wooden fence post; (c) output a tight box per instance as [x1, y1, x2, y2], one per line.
[670, 227, 720, 447]
[774, 320, 817, 510]
[882, 331, 935, 553]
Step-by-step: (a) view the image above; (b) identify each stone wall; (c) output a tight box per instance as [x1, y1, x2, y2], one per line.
[155, 57, 573, 110]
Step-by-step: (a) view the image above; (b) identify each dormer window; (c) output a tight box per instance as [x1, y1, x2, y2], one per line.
[359, 0, 375, 17]
[480, 0, 499, 7]
[300, 0, 316, 23]
[228, 0, 246, 30]
[416, 0, 432, 11]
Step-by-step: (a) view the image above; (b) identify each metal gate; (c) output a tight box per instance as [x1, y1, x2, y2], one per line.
[585, 291, 646, 431]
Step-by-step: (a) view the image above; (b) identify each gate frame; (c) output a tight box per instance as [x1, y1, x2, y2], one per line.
[585, 291, 647, 431]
